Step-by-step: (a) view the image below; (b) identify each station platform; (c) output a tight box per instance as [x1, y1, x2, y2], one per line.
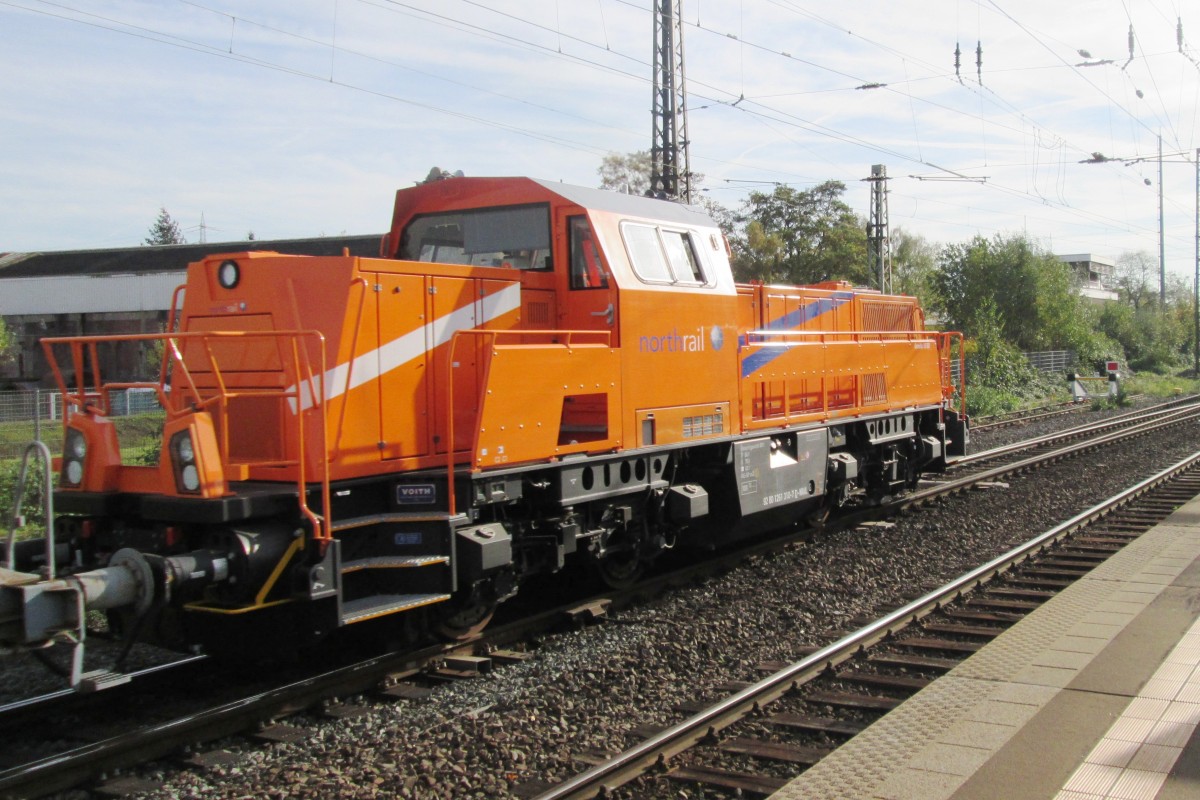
[769, 492, 1200, 800]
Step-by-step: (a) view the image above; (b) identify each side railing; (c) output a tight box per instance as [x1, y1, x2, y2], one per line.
[41, 329, 332, 543]
[937, 331, 967, 417]
[739, 329, 954, 427]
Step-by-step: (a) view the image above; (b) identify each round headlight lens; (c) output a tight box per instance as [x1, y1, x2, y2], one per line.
[177, 435, 195, 463]
[66, 460, 83, 485]
[68, 432, 86, 459]
[217, 260, 240, 289]
[181, 464, 200, 492]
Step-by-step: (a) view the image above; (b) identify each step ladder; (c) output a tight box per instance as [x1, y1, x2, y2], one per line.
[333, 511, 465, 626]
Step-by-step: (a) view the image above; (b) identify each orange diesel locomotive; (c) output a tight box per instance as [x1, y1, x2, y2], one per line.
[1, 177, 966, 680]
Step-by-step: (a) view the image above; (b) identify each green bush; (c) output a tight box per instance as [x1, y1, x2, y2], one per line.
[0, 457, 50, 533]
[965, 384, 1021, 417]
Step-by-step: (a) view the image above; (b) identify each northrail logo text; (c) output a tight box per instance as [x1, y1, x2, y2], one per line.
[639, 326, 724, 354]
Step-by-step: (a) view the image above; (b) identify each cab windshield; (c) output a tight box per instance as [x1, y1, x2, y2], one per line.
[400, 204, 552, 270]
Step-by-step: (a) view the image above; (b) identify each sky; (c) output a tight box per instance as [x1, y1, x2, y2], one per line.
[2, 0, 1199, 280]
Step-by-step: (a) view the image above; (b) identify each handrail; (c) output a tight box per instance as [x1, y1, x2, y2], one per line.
[332, 278, 371, 453]
[743, 328, 939, 344]
[444, 328, 614, 515]
[41, 329, 332, 544]
[936, 331, 967, 417]
[5, 441, 55, 576]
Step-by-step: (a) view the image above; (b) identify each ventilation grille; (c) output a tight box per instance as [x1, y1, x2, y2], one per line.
[862, 372, 888, 405]
[525, 301, 551, 326]
[861, 301, 916, 332]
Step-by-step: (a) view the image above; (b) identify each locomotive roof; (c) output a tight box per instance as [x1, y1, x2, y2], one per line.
[527, 179, 717, 228]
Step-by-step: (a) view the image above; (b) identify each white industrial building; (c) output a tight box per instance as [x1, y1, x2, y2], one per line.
[0, 236, 380, 388]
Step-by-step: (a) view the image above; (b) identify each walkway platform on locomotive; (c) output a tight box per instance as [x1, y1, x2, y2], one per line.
[769, 489, 1200, 800]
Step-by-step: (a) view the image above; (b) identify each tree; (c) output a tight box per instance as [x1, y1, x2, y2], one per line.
[1097, 252, 1193, 371]
[598, 151, 653, 195]
[734, 182, 869, 285]
[735, 220, 784, 283]
[1113, 250, 1157, 309]
[596, 150, 707, 198]
[0, 317, 15, 367]
[932, 232, 1105, 362]
[145, 208, 186, 245]
[890, 228, 938, 304]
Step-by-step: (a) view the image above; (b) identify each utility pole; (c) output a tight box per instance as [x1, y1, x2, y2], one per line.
[865, 165, 892, 294]
[1159, 134, 1166, 306]
[1194, 148, 1199, 375]
[1081, 143, 1194, 312]
[649, 0, 691, 203]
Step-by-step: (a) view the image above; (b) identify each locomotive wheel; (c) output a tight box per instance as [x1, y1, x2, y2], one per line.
[595, 550, 645, 589]
[436, 595, 497, 641]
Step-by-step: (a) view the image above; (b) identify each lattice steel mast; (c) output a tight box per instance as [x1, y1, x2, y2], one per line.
[649, 0, 692, 203]
[866, 164, 892, 293]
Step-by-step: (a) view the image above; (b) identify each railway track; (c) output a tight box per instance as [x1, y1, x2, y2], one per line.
[531, 452, 1200, 799]
[967, 392, 1155, 433]
[2, 398, 1199, 798]
[969, 399, 1086, 432]
[941, 395, 1200, 480]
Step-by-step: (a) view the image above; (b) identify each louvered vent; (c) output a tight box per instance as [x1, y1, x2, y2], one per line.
[526, 301, 551, 326]
[862, 301, 915, 332]
[862, 372, 888, 405]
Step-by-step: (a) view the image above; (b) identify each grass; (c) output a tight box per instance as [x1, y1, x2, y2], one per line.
[0, 412, 164, 461]
[1123, 372, 1200, 398]
[1, 412, 165, 537]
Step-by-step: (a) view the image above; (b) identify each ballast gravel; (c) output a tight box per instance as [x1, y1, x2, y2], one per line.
[41, 397, 1200, 799]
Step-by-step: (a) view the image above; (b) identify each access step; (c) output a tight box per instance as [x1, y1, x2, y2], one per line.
[341, 555, 449, 573]
[331, 511, 467, 532]
[340, 593, 450, 624]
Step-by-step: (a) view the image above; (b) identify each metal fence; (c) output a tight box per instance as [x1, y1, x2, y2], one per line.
[0, 388, 164, 461]
[1023, 350, 1077, 374]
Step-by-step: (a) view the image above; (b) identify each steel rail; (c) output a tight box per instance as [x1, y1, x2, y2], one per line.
[0, 644, 452, 799]
[917, 404, 1200, 505]
[534, 450, 1200, 799]
[0, 654, 207, 719]
[955, 395, 1200, 467]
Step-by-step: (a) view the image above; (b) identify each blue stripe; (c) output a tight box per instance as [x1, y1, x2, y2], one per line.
[740, 294, 852, 379]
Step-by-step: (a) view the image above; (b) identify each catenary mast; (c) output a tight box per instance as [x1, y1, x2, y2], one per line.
[649, 0, 692, 203]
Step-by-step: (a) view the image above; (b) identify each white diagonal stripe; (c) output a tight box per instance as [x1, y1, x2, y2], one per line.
[289, 282, 521, 412]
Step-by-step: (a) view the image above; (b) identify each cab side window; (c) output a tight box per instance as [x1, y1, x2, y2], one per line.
[569, 216, 608, 290]
[620, 221, 709, 286]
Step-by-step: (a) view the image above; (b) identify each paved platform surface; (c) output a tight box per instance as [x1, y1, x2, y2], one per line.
[769, 493, 1200, 800]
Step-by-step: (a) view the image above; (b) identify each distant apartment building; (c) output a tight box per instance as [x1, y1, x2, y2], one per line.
[1057, 253, 1119, 303]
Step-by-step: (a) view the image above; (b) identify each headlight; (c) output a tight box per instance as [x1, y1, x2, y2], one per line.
[181, 464, 200, 492]
[177, 435, 194, 463]
[62, 429, 87, 487]
[170, 431, 201, 494]
[217, 259, 240, 289]
[67, 429, 87, 459]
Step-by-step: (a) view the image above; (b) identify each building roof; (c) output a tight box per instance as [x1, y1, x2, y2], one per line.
[1057, 253, 1117, 268]
[0, 235, 383, 279]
